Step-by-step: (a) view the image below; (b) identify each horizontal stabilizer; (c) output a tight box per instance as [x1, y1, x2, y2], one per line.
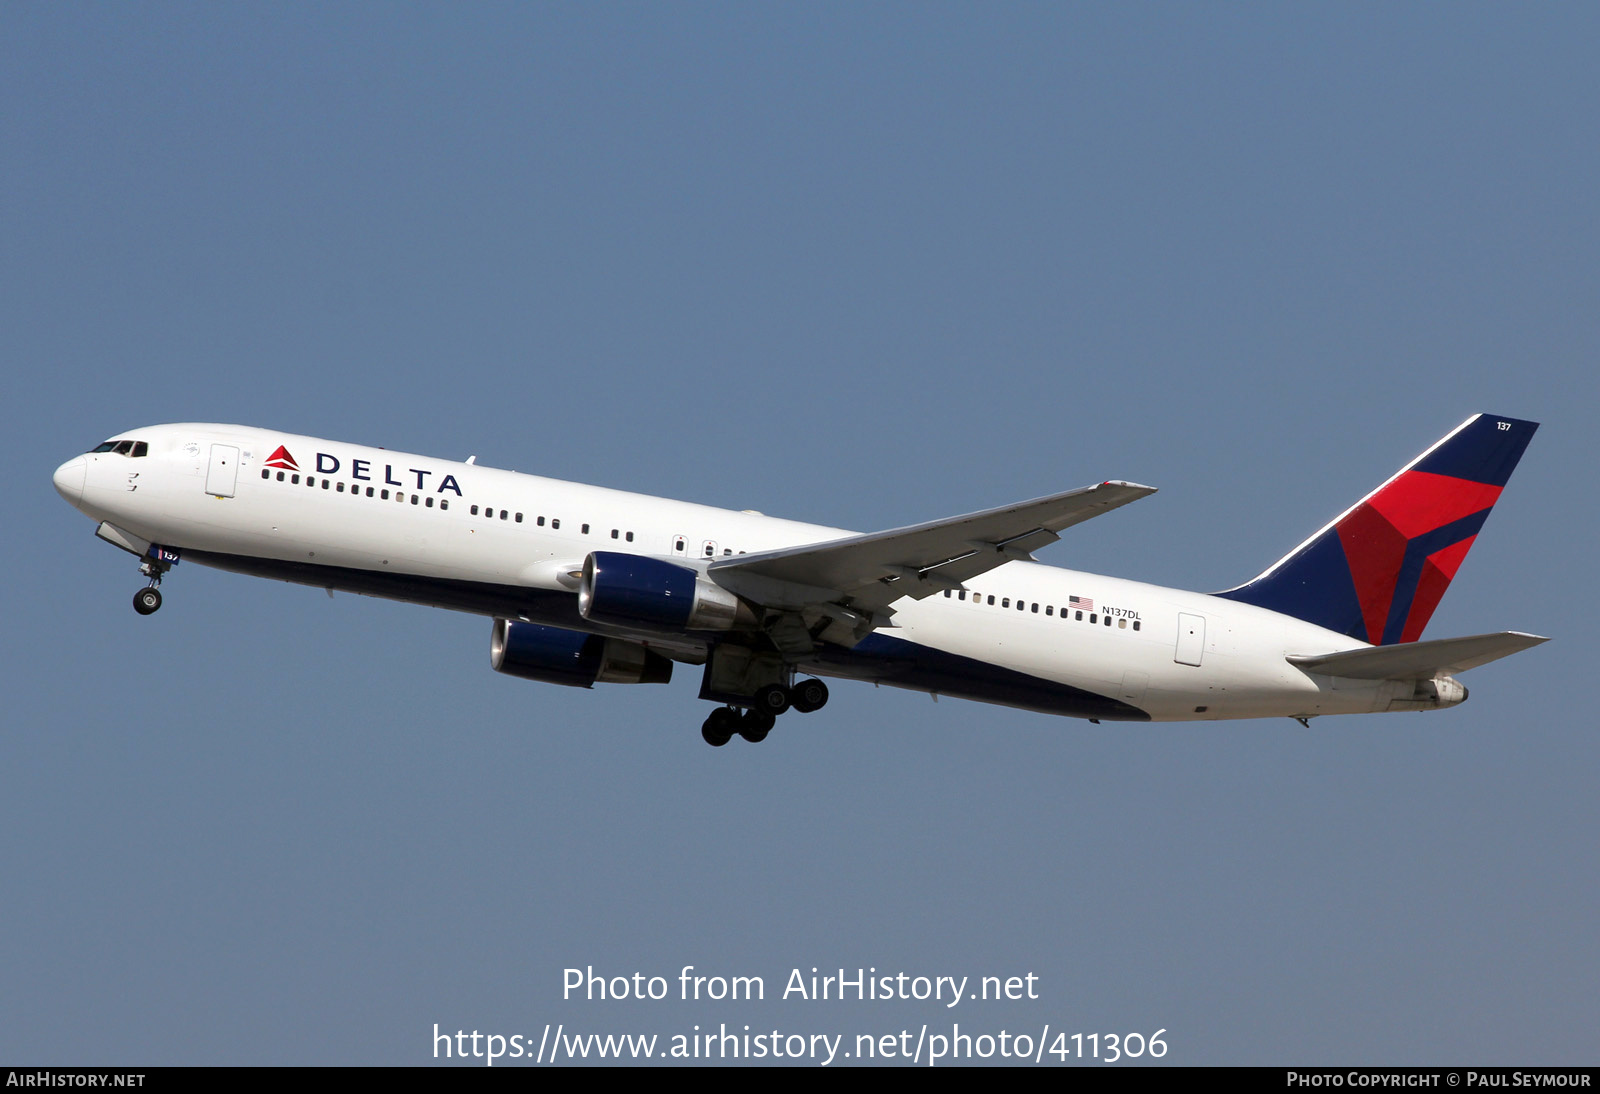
[1288, 631, 1548, 679]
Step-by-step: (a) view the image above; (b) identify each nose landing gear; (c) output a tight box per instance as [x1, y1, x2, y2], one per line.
[131, 549, 176, 616]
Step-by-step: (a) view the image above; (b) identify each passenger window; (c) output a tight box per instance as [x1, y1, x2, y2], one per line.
[1104, 615, 1112, 626]
[292, 474, 300, 485]
[943, 589, 952, 598]
[625, 531, 634, 542]
[537, 516, 545, 526]
[426, 496, 434, 507]
[1046, 605, 1053, 616]
[337, 482, 345, 492]
[440, 500, 448, 510]
[551, 519, 560, 530]
[322, 480, 330, 490]
[411, 495, 419, 505]
[381, 489, 389, 499]
[987, 596, 995, 605]
[277, 471, 285, 481]
[500, 509, 508, 520]
[610, 529, 619, 539]
[582, 523, 590, 534]
[1075, 611, 1083, 621]
[515, 513, 523, 522]
[1031, 603, 1039, 613]
[261, 469, 270, 479]
[471, 505, 479, 515]
[366, 487, 374, 497]
[1002, 598, 1010, 608]
[1118, 618, 1126, 628]
[1132, 620, 1140, 631]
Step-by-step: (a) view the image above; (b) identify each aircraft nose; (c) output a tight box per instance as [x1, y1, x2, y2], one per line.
[53, 455, 86, 505]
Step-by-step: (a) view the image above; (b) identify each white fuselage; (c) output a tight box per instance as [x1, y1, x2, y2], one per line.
[54, 424, 1413, 722]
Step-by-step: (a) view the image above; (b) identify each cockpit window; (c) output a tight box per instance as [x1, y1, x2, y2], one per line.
[90, 440, 148, 456]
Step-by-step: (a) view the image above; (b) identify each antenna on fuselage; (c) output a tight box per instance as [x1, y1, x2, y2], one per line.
[465, 456, 476, 464]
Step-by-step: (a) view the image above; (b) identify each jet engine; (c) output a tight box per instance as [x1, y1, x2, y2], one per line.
[578, 551, 754, 632]
[490, 618, 672, 687]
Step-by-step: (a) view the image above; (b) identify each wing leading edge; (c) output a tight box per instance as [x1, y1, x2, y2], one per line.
[708, 480, 1156, 614]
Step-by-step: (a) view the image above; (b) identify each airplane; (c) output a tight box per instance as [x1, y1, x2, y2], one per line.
[52, 413, 1546, 746]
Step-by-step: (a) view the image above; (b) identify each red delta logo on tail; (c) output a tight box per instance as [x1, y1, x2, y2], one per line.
[1217, 414, 1538, 646]
[1336, 470, 1502, 645]
[264, 445, 300, 471]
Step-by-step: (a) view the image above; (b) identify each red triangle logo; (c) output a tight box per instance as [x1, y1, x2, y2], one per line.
[264, 445, 300, 471]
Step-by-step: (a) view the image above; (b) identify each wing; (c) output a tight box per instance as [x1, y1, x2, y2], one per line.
[708, 480, 1156, 616]
[1287, 631, 1549, 679]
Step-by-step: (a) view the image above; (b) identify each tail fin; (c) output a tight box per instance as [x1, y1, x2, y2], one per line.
[1216, 413, 1538, 645]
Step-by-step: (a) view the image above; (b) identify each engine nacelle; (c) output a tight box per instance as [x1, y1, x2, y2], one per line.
[578, 551, 753, 632]
[490, 619, 672, 687]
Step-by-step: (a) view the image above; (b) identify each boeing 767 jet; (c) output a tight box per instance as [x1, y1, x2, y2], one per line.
[53, 413, 1545, 745]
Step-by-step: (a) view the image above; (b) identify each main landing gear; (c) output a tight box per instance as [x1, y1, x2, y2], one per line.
[699, 678, 830, 747]
[700, 706, 770, 747]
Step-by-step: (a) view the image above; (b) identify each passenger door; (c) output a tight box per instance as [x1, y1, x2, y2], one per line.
[205, 444, 239, 497]
[1175, 613, 1205, 667]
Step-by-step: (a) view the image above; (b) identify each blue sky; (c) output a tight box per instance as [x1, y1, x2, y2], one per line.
[4, 4, 1595, 1065]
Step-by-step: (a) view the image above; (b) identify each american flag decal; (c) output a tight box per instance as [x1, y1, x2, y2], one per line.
[1070, 595, 1094, 611]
